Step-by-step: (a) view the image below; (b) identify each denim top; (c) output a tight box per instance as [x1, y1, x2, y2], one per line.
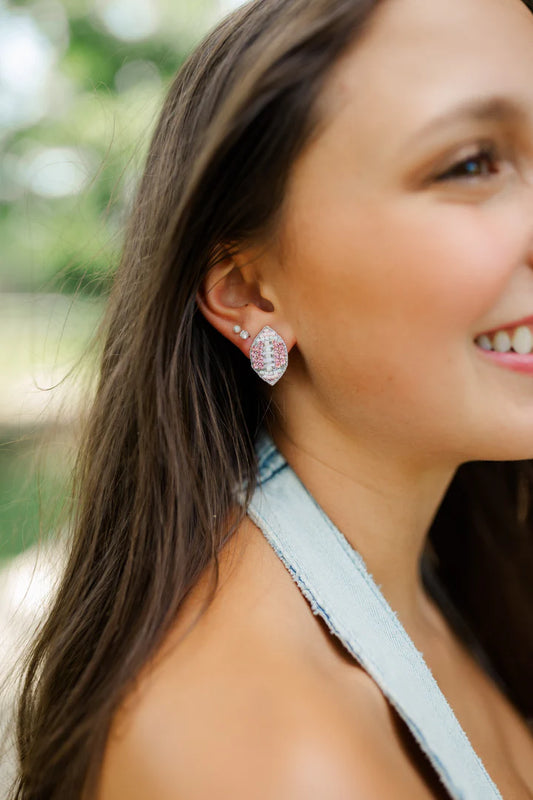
[246, 428, 502, 800]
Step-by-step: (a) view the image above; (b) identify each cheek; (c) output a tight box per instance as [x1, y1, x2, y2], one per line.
[286, 199, 518, 352]
[281, 198, 521, 416]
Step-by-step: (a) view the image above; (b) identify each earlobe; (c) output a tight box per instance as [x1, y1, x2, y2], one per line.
[195, 254, 296, 383]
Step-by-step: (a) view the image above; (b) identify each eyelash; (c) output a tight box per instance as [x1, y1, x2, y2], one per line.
[436, 145, 501, 182]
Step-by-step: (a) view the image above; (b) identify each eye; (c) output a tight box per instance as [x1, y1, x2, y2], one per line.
[436, 145, 501, 181]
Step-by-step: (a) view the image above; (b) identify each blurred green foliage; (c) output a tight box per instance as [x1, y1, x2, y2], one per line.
[1, 0, 229, 559]
[0, 433, 69, 559]
[0, 0, 221, 295]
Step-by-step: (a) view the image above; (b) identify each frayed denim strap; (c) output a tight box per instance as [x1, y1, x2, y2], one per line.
[247, 429, 502, 800]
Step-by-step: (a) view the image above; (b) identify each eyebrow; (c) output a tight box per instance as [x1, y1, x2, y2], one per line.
[413, 95, 529, 140]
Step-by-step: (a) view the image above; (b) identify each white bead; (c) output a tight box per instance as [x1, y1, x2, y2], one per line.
[240, 330, 250, 340]
[233, 325, 241, 334]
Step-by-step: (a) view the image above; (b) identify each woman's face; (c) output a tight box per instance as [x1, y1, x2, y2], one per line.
[270, 0, 533, 465]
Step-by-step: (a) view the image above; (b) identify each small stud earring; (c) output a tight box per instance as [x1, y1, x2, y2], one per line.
[233, 324, 250, 340]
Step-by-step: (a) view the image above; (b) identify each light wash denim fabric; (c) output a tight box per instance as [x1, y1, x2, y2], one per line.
[246, 427, 503, 800]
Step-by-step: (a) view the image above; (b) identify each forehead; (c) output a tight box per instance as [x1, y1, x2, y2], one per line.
[316, 0, 533, 141]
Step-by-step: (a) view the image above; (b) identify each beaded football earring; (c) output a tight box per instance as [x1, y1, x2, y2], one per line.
[233, 324, 288, 385]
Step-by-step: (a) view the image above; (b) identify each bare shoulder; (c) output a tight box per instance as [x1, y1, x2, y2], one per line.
[96, 645, 414, 800]
[97, 627, 436, 800]
[96, 516, 435, 799]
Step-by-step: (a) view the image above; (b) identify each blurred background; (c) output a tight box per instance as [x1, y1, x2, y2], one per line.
[0, 0, 246, 564]
[0, 0, 244, 782]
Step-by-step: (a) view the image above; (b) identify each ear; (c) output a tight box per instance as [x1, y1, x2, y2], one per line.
[196, 250, 296, 358]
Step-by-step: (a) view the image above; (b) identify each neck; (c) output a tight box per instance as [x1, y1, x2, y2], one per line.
[267, 415, 458, 642]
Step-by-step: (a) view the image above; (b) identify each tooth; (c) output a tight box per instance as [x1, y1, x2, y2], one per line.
[493, 331, 512, 352]
[477, 334, 493, 351]
[511, 325, 533, 354]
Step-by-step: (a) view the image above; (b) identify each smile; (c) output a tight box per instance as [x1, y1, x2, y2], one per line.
[474, 318, 533, 375]
[475, 324, 533, 355]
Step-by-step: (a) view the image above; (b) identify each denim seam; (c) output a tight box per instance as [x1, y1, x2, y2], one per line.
[258, 459, 288, 486]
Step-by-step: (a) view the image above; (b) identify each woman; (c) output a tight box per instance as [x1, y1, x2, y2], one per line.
[10, 0, 533, 797]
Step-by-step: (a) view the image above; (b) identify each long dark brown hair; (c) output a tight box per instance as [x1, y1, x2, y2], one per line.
[10, 0, 533, 797]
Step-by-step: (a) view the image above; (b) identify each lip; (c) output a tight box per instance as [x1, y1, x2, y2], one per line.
[474, 313, 533, 373]
[476, 313, 533, 337]
[474, 346, 533, 375]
